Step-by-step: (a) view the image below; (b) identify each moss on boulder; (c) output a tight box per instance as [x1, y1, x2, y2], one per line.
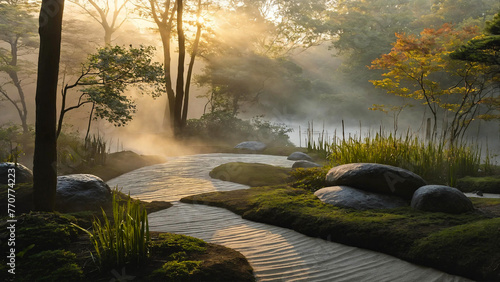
[210, 162, 290, 187]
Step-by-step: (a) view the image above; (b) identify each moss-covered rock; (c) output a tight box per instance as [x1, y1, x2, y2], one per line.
[149, 260, 203, 281]
[209, 162, 290, 187]
[151, 233, 207, 258]
[148, 233, 254, 282]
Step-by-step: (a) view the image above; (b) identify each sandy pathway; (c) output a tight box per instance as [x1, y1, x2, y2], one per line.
[108, 153, 470, 282]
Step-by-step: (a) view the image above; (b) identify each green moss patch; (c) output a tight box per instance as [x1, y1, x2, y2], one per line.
[0, 212, 254, 282]
[289, 166, 330, 191]
[150, 260, 203, 281]
[19, 250, 84, 282]
[0, 183, 34, 215]
[151, 233, 207, 258]
[182, 186, 500, 280]
[456, 175, 500, 193]
[0, 212, 80, 253]
[209, 162, 291, 187]
[409, 218, 500, 280]
[145, 232, 254, 282]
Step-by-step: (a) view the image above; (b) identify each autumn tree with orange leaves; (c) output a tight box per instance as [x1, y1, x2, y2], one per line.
[370, 24, 498, 144]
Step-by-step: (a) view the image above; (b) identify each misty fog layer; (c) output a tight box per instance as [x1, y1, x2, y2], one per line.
[0, 0, 498, 159]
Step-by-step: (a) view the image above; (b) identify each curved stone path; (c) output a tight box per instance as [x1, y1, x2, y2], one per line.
[108, 153, 470, 282]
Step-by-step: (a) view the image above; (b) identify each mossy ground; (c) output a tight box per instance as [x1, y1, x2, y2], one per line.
[0, 212, 254, 282]
[456, 175, 500, 193]
[180, 162, 500, 281]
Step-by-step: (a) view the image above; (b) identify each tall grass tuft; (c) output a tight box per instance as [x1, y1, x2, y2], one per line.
[74, 193, 150, 270]
[306, 121, 332, 159]
[85, 133, 107, 166]
[328, 129, 489, 186]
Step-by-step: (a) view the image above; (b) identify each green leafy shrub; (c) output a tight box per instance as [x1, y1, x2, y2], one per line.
[75, 193, 150, 270]
[57, 131, 108, 174]
[0, 123, 31, 162]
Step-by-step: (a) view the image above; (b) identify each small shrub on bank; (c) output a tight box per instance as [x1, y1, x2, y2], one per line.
[0, 124, 29, 162]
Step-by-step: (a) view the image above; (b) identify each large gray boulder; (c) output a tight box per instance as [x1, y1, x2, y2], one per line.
[315, 186, 408, 210]
[234, 141, 267, 152]
[287, 152, 313, 161]
[292, 160, 321, 169]
[56, 174, 112, 213]
[0, 162, 33, 184]
[411, 185, 474, 214]
[325, 163, 426, 200]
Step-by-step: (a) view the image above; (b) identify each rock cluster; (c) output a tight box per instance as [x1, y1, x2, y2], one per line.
[325, 163, 426, 200]
[315, 163, 474, 214]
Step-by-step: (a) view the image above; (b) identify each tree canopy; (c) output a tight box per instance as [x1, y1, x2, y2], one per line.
[57, 45, 164, 138]
[370, 24, 498, 143]
[0, 0, 38, 134]
[451, 12, 500, 66]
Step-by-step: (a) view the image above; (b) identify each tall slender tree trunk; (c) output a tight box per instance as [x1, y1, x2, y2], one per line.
[8, 72, 29, 134]
[174, 0, 186, 136]
[159, 28, 176, 131]
[181, 0, 202, 127]
[33, 0, 65, 211]
[85, 103, 95, 141]
[7, 44, 29, 134]
[104, 28, 112, 45]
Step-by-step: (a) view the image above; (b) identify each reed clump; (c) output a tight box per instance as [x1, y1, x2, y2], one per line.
[327, 130, 490, 186]
[74, 192, 150, 270]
